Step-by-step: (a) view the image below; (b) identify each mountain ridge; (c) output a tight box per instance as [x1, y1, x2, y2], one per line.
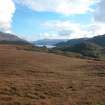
[0, 31, 31, 45]
[55, 35, 105, 47]
[33, 39, 68, 46]
[54, 34, 105, 58]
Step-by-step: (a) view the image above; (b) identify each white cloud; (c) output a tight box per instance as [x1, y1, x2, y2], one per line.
[42, 21, 90, 39]
[14, 0, 97, 15]
[88, 22, 105, 35]
[94, 0, 105, 22]
[0, 0, 16, 33]
[41, 20, 105, 39]
[13, 0, 105, 40]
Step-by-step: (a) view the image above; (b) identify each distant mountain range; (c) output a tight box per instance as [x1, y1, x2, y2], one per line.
[55, 38, 87, 47]
[33, 39, 68, 46]
[1, 31, 105, 59]
[56, 35, 105, 47]
[54, 35, 105, 58]
[0, 32, 31, 45]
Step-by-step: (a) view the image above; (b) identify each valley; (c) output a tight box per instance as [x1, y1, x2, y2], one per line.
[0, 45, 105, 105]
[1, 0, 105, 104]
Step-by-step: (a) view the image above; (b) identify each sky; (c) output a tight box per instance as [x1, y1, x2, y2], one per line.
[0, 0, 105, 41]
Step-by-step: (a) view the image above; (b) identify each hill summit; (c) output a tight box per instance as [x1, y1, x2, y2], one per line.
[0, 32, 30, 45]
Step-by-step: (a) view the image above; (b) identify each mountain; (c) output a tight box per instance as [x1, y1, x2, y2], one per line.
[56, 34, 105, 47]
[0, 31, 31, 45]
[33, 39, 68, 46]
[54, 35, 105, 58]
[55, 38, 88, 47]
[89, 35, 105, 47]
[54, 42, 105, 58]
[0, 32, 23, 41]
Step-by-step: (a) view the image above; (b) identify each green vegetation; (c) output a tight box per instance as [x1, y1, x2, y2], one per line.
[54, 35, 105, 59]
[53, 42, 105, 59]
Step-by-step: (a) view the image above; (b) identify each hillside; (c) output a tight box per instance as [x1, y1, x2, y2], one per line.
[89, 35, 105, 47]
[0, 45, 105, 105]
[56, 35, 105, 47]
[0, 32, 30, 45]
[55, 38, 87, 47]
[54, 35, 105, 58]
[54, 42, 105, 58]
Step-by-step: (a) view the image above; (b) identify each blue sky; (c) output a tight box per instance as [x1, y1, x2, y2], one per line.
[0, 0, 105, 41]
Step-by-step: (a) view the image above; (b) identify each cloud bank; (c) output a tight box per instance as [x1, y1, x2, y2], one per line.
[0, 0, 15, 33]
[15, 0, 105, 40]
[0, 0, 104, 40]
[41, 20, 105, 39]
[94, 0, 105, 22]
[14, 0, 97, 15]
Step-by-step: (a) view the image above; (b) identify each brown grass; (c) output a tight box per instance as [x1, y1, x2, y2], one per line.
[0, 45, 105, 105]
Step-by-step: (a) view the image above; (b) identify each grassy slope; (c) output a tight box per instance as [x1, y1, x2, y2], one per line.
[0, 45, 105, 105]
[53, 42, 105, 59]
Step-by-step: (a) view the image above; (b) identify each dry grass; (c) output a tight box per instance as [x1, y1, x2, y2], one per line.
[0, 45, 105, 105]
